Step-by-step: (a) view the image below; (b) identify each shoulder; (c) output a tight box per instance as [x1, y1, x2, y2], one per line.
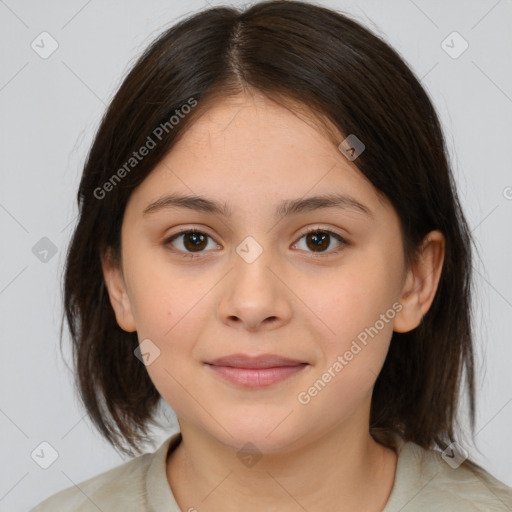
[385, 439, 512, 512]
[28, 442, 163, 512]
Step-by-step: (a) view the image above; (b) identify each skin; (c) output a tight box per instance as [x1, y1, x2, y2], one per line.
[102, 90, 445, 512]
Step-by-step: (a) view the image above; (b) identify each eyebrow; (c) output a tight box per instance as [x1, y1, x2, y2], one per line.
[142, 192, 373, 219]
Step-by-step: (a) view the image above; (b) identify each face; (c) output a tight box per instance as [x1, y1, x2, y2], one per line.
[104, 91, 421, 454]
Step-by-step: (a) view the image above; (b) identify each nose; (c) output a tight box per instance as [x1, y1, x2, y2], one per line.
[217, 243, 292, 333]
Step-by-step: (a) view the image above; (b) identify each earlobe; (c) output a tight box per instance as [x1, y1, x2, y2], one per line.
[393, 231, 445, 333]
[101, 250, 137, 333]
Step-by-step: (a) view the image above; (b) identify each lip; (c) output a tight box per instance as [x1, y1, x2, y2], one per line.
[204, 353, 309, 388]
[205, 353, 307, 368]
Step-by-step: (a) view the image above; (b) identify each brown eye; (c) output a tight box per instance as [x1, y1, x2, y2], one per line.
[306, 231, 330, 252]
[165, 230, 219, 257]
[293, 229, 348, 256]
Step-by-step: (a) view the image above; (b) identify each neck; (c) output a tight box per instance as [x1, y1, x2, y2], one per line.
[166, 417, 398, 512]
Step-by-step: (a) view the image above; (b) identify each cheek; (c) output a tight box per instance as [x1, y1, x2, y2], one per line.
[127, 260, 211, 418]
[126, 254, 208, 340]
[299, 299, 395, 424]
[311, 257, 397, 336]
[129, 279, 172, 340]
[309, 252, 399, 376]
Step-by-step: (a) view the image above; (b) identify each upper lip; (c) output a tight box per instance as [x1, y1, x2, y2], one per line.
[205, 353, 308, 369]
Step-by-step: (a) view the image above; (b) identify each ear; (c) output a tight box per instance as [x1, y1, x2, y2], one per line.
[393, 230, 445, 333]
[101, 249, 137, 333]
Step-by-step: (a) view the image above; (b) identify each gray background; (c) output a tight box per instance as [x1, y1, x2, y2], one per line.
[0, 0, 511, 510]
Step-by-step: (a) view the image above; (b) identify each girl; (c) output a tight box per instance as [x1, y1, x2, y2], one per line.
[31, 1, 512, 510]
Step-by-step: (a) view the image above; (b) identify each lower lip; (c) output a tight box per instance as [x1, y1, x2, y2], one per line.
[206, 364, 308, 388]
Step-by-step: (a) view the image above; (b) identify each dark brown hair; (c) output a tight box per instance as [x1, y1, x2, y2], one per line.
[62, 0, 478, 461]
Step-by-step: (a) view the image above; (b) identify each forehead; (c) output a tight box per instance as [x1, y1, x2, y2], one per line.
[181, 91, 342, 156]
[126, 92, 389, 221]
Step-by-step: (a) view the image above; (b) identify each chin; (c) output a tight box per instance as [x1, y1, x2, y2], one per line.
[210, 417, 305, 455]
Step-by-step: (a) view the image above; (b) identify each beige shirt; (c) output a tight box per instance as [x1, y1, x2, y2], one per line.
[30, 431, 512, 511]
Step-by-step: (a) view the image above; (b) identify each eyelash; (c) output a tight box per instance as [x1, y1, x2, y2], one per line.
[163, 227, 349, 259]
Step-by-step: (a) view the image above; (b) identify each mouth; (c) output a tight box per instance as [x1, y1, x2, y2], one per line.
[204, 353, 309, 388]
